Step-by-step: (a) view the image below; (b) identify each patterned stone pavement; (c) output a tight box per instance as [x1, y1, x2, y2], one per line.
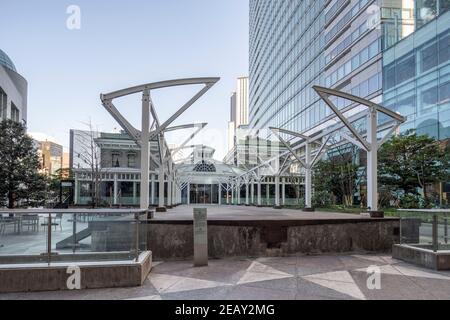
[1, 254, 450, 300]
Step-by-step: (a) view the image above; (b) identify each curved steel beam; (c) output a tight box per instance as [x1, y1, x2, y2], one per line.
[165, 123, 207, 133]
[102, 77, 220, 100]
[312, 86, 406, 123]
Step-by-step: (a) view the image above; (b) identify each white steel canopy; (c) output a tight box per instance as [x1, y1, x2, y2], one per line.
[234, 86, 406, 212]
[100, 77, 219, 210]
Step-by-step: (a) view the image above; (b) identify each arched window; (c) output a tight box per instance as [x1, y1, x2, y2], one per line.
[193, 161, 216, 173]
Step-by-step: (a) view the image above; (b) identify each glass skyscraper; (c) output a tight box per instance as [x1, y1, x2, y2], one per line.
[249, 0, 450, 201]
[249, 0, 383, 138]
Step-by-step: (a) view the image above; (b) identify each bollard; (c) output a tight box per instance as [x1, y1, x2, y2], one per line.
[193, 208, 208, 267]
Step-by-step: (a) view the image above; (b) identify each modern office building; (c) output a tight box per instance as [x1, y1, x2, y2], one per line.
[383, 7, 450, 140]
[35, 140, 64, 176]
[249, 0, 450, 204]
[249, 0, 386, 137]
[227, 92, 237, 152]
[0, 49, 27, 124]
[227, 77, 250, 153]
[236, 76, 249, 128]
[383, 8, 450, 202]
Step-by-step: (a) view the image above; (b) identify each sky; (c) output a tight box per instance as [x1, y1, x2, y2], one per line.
[0, 0, 249, 160]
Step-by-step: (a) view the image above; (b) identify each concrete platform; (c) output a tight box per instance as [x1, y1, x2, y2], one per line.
[393, 244, 450, 270]
[147, 206, 400, 259]
[0, 251, 152, 293]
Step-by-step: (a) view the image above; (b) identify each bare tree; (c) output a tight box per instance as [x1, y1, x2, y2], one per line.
[74, 121, 107, 208]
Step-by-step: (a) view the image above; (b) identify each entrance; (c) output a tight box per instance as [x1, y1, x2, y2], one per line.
[189, 184, 219, 204]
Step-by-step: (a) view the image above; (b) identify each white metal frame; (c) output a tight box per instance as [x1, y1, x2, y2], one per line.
[233, 86, 405, 212]
[100, 77, 219, 210]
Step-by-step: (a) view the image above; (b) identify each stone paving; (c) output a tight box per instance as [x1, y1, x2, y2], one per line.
[2, 253, 450, 300]
[153, 205, 390, 221]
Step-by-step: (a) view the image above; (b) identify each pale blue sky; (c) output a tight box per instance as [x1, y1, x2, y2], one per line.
[0, 0, 249, 160]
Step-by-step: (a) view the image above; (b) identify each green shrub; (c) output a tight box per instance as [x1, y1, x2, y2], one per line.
[313, 191, 333, 208]
[399, 194, 424, 209]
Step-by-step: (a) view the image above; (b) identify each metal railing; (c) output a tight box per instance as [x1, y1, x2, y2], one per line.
[398, 209, 450, 252]
[0, 208, 149, 265]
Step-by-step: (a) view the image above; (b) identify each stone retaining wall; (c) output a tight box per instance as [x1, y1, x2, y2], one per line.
[147, 219, 400, 260]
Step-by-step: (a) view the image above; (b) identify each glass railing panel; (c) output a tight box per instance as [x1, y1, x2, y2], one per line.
[0, 213, 48, 263]
[0, 209, 149, 265]
[399, 210, 450, 252]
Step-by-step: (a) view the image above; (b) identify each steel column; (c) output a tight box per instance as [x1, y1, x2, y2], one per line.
[167, 177, 172, 207]
[187, 183, 191, 205]
[367, 107, 378, 212]
[251, 181, 255, 205]
[158, 135, 165, 209]
[150, 174, 155, 205]
[305, 142, 312, 209]
[140, 90, 150, 210]
[257, 180, 262, 206]
[236, 183, 240, 205]
[113, 173, 118, 206]
[245, 183, 250, 205]
[275, 176, 280, 208]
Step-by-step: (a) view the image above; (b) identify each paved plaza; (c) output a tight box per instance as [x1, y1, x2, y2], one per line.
[153, 205, 380, 221]
[1, 253, 450, 300]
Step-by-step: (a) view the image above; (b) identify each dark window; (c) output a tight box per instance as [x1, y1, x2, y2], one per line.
[120, 182, 134, 198]
[112, 153, 120, 167]
[421, 85, 438, 109]
[439, 33, 450, 65]
[396, 54, 416, 85]
[0, 86, 6, 120]
[384, 64, 396, 89]
[421, 42, 438, 72]
[441, 0, 450, 13]
[127, 153, 136, 168]
[439, 81, 450, 104]
[360, 80, 369, 97]
[396, 96, 416, 116]
[417, 124, 438, 139]
[10, 102, 19, 122]
[368, 74, 379, 94]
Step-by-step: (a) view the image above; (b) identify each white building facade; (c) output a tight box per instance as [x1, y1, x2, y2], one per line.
[0, 49, 27, 124]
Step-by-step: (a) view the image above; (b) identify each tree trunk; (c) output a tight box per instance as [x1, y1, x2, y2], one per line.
[8, 191, 14, 209]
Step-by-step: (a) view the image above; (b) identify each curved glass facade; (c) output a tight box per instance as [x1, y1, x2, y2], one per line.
[383, 10, 450, 141]
[0, 49, 17, 72]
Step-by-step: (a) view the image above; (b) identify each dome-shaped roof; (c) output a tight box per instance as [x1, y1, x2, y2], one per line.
[0, 49, 17, 72]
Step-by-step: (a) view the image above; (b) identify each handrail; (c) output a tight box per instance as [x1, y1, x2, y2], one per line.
[398, 209, 450, 213]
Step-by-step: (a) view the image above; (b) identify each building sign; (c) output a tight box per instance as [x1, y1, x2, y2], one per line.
[193, 208, 208, 267]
